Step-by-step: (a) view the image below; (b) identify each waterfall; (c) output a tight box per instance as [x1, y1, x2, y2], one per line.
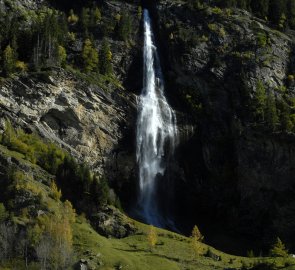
[136, 9, 178, 227]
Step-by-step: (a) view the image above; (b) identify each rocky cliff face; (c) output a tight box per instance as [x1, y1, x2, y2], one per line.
[2, 0, 295, 256]
[154, 1, 295, 253]
[0, 0, 142, 203]
[0, 69, 136, 172]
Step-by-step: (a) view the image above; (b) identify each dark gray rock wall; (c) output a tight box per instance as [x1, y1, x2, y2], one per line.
[155, 1, 295, 253]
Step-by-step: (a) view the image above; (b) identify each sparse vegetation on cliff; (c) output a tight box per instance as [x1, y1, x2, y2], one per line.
[1, 0, 295, 268]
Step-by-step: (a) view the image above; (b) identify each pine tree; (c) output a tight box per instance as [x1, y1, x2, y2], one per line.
[253, 80, 267, 121]
[90, 7, 101, 26]
[91, 176, 109, 209]
[117, 12, 132, 41]
[99, 39, 113, 75]
[269, 0, 287, 26]
[279, 13, 287, 29]
[278, 99, 293, 132]
[57, 13, 69, 45]
[82, 38, 98, 72]
[80, 8, 90, 35]
[251, 0, 270, 18]
[0, 203, 8, 222]
[265, 91, 279, 130]
[247, 250, 255, 257]
[57, 45, 67, 67]
[238, 0, 249, 10]
[3, 45, 16, 75]
[288, 0, 295, 28]
[270, 237, 288, 257]
[219, 0, 237, 8]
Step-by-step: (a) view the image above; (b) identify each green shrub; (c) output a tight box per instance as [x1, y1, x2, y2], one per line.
[208, 23, 218, 32]
[212, 7, 222, 14]
[257, 32, 268, 47]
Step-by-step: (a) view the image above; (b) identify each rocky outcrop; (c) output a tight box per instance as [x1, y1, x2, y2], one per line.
[90, 205, 136, 238]
[154, 1, 295, 253]
[0, 69, 137, 176]
[0, 0, 143, 189]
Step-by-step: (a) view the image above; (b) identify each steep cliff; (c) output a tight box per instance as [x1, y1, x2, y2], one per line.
[1, 0, 295, 258]
[0, 0, 144, 205]
[154, 0, 295, 254]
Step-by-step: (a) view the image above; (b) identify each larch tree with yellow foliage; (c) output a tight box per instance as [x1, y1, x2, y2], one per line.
[147, 225, 157, 251]
[191, 225, 207, 258]
[82, 38, 98, 73]
[50, 180, 62, 201]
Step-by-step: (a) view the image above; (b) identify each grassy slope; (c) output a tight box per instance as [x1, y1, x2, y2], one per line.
[73, 218, 295, 270]
[0, 143, 294, 270]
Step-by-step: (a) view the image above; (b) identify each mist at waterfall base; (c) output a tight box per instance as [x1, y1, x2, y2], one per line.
[132, 9, 178, 229]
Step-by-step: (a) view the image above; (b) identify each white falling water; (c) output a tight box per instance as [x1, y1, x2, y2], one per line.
[136, 9, 178, 227]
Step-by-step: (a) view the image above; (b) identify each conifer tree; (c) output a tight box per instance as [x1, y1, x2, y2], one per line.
[253, 80, 267, 121]
[57, 13, 69, 45]
[269, 0, 287, 26]
[99, 39, 113, 75]
[278, 99, 293, 132]
[288, 0, 295, 28]
[251, 0, 270, 18]
[265, 91, 279, 130]
[68, 9, 79, 25]
[82, 38, 98, 72]
[0, 203, 8, 222]
[57, 45, 67, 67]
[90, 7, 102, 26]
[50, 181, 62, 201]
[91, 176, 109, 209]
[270, 237, 288, 257]
[80, 8, 90, 35]
[3, 45, 16, 75]
[191, 225, 204, 242]
[117, 12, 132, 41]
[147, 225, 157, 250]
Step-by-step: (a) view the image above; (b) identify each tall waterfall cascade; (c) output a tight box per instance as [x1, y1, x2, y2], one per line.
[136, 9, 178, 227]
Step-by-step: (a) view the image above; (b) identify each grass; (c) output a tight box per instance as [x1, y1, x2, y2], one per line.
[0, 141, 295, 270]
[72, 217, 295, 270]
